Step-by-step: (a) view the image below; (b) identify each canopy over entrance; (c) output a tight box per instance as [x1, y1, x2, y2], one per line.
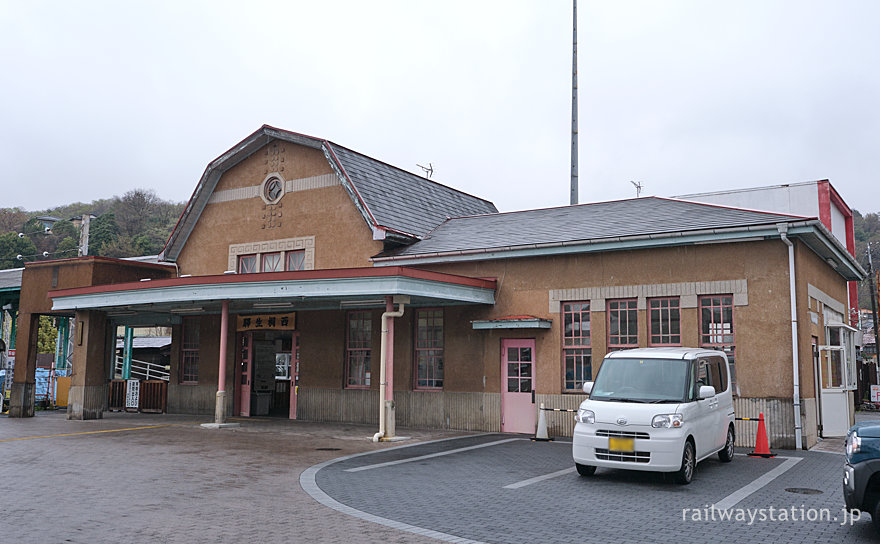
[48, 266, 496, 323]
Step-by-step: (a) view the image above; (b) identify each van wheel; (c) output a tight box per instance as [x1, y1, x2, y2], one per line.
[873, 500, 880, 534]
[674, 441, 695, 484]
[576, 463, 596, 476]
[718, 426, 735, 463]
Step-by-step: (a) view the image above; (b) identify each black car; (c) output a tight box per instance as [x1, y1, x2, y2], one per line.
[844, 421, 880, 532]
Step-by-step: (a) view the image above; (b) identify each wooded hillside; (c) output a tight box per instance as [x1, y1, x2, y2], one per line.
[0, 189, 184, 269]
[854, 209, 880, 311]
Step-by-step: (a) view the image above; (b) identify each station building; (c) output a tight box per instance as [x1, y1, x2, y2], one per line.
[8, 125, 865, 449]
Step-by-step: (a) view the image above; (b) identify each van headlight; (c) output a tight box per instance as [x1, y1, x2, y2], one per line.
[652, 414, 683, 428]
[846, 432, 861, 456]
[575, 408, 595, 424]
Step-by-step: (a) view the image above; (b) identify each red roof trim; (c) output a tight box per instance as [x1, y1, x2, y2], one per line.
[48, 266, 496, 298]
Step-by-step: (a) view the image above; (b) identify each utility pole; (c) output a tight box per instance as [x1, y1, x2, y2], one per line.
[570, 0, 579, 206]
[868, 243, 880, 377]
[78, 214, 92, 256]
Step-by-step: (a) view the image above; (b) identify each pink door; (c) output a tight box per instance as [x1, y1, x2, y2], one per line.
[501, 339, 536, 434]
[238, 332, 253, 417]
[289, 333, 300, 420]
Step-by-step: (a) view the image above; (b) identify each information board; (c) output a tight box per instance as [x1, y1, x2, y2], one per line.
[125, 379, 140, 409]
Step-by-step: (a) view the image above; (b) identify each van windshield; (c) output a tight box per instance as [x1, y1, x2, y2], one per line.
[590, 357, 690, 403]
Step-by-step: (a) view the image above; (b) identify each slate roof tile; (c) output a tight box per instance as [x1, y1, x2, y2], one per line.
[328, 143, 497, 238]
[381, 197, 808, 257]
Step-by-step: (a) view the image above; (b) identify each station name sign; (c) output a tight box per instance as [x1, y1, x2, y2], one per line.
[236, 312, 296, 331]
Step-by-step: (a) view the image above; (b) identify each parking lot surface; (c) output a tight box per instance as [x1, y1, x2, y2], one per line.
[2, 411, 877, 543]
[311, 433, 876, 543]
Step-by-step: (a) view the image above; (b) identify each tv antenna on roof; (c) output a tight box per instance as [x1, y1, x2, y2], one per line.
[630, 180, 644, 198]
[417, 163, 433, 179]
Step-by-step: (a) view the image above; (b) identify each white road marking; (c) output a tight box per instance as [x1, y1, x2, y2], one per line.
[712, 455, 802, 511]
[344, 438, 524, 472]
[301, 434, 491, 544]
[504, 467, 576, 489]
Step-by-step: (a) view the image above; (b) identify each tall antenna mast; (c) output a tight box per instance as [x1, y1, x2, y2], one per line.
[570, 0, 579, 205]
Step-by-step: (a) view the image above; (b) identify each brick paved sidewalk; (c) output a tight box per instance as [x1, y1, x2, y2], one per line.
[0, 411, 463, 544]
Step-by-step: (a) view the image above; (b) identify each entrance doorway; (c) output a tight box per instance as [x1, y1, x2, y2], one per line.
[817, 343, 850, 436]
[501, 338, 536, 434]
[236, 330, 298, 418]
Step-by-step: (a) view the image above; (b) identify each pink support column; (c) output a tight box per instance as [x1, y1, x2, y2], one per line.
[215, 300, 229, 424]
[218, 301, 229, 393]
[385, 296, 394, 401]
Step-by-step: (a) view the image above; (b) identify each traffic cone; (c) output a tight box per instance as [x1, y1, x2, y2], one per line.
[748, 412, 776, 458]
[532, 402, 553, 441]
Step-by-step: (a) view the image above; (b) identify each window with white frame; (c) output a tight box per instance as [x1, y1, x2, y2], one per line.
[699, 295, 736, 391]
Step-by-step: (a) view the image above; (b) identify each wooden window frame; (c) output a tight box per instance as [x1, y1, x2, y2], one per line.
[180, 317, 200, 384]
[562, 301, 592, 391]
[238, 254, 257, 274]
[648, 297, 681, 346]
[286, 249, 306, 271]
[261, 252, 282, 273]
[414, 308, 444, 391]
[345, 310, 372, 389]
[607, 298, 638, 351]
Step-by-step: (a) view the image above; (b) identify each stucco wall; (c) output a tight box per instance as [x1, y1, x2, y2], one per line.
[420, 241, 794, 399]
[176, 141, 383, 276]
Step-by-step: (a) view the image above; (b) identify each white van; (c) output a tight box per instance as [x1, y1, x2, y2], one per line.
[572, 348, 735, 484]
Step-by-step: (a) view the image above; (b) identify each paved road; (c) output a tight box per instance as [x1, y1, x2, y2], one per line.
[2, 411, 876, 543]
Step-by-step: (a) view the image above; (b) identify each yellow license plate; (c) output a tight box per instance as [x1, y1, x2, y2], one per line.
[608, 437, 635, 452]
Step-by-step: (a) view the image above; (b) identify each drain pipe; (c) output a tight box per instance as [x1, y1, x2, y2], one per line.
[778, 224, 803, 449]
[373, 297, 406, 442]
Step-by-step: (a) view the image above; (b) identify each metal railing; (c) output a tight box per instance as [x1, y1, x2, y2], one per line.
[114, 356, 170, 382]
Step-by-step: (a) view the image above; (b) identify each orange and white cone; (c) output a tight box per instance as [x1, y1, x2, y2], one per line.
[747, 412, 776, 458]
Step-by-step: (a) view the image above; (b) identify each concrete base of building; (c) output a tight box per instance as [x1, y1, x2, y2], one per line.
[67, 385, 106, 420]
[8, 382, 35, 418]
[214, 390, 227, 425]
[200, 422, 241, 429]
[384, 399, 395, 437]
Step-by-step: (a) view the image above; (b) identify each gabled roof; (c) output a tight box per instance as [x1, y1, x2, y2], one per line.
[161, 126, 496, 262]
[373, 196, 866, 281]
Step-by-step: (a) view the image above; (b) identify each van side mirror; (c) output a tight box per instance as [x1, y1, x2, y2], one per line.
[698, 385, 716, 399]
[582, 381, 593, 394]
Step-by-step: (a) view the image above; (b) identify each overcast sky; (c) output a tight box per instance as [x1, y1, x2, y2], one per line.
[2, 1, 878, 215]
